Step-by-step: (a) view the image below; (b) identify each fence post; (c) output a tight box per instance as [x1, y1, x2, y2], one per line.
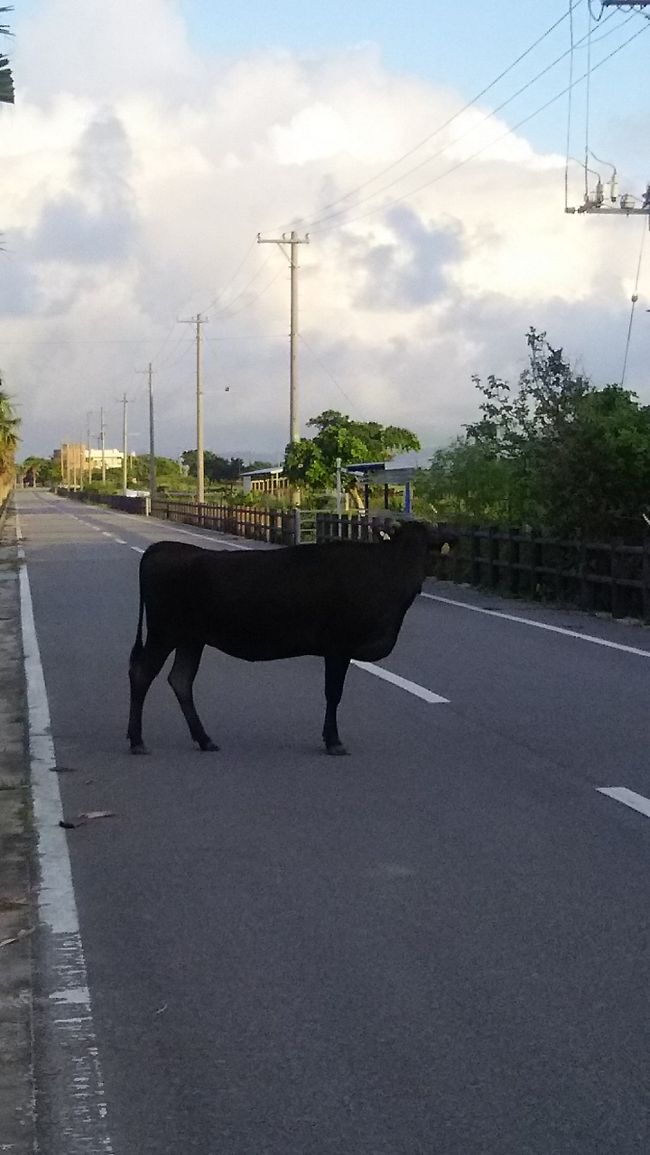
[508, 528, 520, 596]
[488, 526, 499, 589]
[643, 535, 650, 625]
[293, 508, 301, 546]
[471, 528, 481, 586]
[579, 541, 590, 611]
[611, 540, 623, 619]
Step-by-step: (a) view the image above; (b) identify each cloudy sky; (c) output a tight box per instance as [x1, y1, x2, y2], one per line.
[1, 0, 649, 464]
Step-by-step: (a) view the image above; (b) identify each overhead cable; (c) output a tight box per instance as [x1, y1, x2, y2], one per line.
[306, 8, 625, 233]
[309, 18, 650, 236]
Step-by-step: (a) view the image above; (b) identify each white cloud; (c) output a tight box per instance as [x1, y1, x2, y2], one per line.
[1, 0, 648, 463]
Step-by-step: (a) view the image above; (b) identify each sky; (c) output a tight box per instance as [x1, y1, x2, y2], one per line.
[1, 0, 649, 465]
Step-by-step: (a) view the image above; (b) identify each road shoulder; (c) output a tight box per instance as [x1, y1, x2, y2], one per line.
[0, 499, 35, 1153]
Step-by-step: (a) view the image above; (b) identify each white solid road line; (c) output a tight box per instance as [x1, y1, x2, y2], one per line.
[16, 517, 114, 1152]
[423, 592, 650, 659]
[352, 660, 449, 703]
[597, 787, 650, 820]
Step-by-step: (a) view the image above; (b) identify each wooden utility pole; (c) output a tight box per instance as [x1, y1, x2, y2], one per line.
[86, 411, 93, 485]
[179, 315, 208, 503]
[137, 363, 156, 497]
[99, 407, 106, 483]
[257, 230, 310, 445]
[120, 394, 129, 495]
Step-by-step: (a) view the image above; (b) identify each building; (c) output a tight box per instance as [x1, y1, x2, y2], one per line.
[55, 444, 128, 484]
[241, 466, 292, 497]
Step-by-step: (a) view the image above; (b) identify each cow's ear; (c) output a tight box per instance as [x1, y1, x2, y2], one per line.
[438, 531, 459, 555]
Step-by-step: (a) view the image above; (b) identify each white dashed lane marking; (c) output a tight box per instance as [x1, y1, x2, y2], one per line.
[352, 660, 449, 703]
[597, 787, 650, 820]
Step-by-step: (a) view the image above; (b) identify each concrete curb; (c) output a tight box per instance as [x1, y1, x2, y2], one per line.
[0, 498, 35, 1153]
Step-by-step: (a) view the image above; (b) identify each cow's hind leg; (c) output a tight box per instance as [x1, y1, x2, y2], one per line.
[323, 656, 351, 755]
[128, 640, 172, 754]
[168, 642, 219, 752]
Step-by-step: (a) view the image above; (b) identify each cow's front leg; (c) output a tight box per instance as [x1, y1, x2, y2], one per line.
[168, 643, 219, 751]
[322, 656, 351, 755]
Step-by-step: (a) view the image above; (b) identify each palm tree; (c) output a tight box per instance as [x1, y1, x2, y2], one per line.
[0, 384, 20, 485]
[0, 6, 14, 105]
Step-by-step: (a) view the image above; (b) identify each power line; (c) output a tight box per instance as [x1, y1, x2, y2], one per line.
[298, 334, 358, 410]
[305, 7, 623, 233]
[197, 239, 258, 315]
[275, 3, 586, 233]
[214, 266, 285, 320]
[621, 223, 647, 386]
[211, 251, 276, 317]
[309, 18, 650, 237]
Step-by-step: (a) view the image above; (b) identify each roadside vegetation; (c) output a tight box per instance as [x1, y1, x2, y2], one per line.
[0, 377, 19, 506]
[415, 328, 650, 539]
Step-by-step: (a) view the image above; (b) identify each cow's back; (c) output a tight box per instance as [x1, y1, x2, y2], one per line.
[140, 536, 424, 662]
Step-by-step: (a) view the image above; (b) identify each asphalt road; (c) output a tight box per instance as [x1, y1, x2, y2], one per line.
[18, 490, 650, 1154]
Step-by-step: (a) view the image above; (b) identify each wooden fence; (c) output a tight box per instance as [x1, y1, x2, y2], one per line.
[433, 525, 650, 623]
[151, 499, 298, 546]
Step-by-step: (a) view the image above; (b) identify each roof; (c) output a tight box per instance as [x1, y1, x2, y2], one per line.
[240, 465, 286, 478]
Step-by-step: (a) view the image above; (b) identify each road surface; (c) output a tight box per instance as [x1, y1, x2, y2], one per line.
[17, 490, 650, 1154]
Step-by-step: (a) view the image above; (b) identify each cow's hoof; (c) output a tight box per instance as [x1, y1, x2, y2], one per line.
[198, 739, 220, 752]
[326, 743, 349, 756]
[130, 743, 150, 756]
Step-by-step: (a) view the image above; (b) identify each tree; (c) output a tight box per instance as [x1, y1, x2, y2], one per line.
[422, 328, 650, 537]
[415, 439, 515, 522]
[19, 456, 56, 487]
[130, 455, 184, 487]
[283, 410, 420, 489]
[0, 7, 14, 105]
[0, 380, 20, 498]
[529, 384, 650, 538]
[180, 451, 272, 483]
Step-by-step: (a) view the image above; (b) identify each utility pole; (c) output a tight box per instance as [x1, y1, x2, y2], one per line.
[86, 411, 93, 485]
[99, 407, 106, 483]
[120, 393, 129, 496]
[79, 427, 85, 491]
[137, 362, 156, 497]
[257, 230, 310, 445]
[179, 314, 208, 503]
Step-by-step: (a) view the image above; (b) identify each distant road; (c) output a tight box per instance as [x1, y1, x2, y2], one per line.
[19, 490, 650, 1155]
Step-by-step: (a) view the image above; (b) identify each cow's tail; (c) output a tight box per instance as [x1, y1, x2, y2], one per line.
[129, 576, 146, 668]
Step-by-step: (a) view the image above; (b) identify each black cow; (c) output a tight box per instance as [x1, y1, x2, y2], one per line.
[127, 521, 454, 756]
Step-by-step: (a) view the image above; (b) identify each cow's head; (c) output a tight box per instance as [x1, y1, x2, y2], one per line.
[379, 519, 458, 555]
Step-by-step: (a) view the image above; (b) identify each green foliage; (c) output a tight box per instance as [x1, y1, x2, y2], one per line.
[421, 328, 650, 538]
[415, 440, 516, 522]
[181, 451, 271, 483]
[0, 7, 14, 106]
[20, 456, 56, 486]
[283, 409, 420, 489]
[0, 380, 19, 497]
[129, 455, 183, 486]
